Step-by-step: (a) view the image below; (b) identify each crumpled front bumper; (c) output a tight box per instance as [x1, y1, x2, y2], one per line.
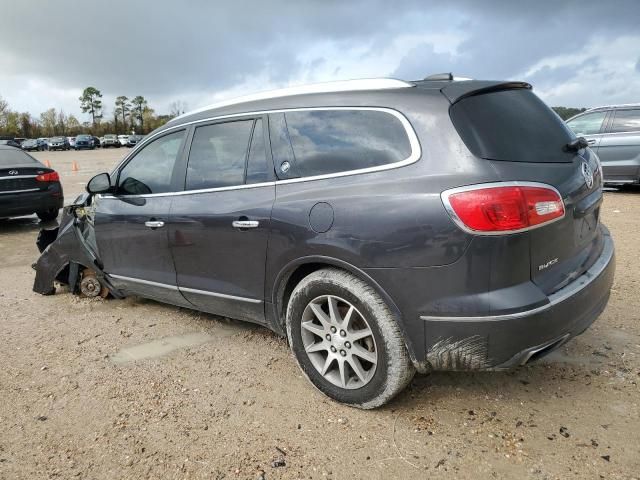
[32, 208, 120, 296]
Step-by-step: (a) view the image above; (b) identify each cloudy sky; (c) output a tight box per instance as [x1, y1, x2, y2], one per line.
[1, 0, 639, 121]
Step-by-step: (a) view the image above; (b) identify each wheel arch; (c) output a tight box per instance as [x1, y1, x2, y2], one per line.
[270, 256, 416, 360]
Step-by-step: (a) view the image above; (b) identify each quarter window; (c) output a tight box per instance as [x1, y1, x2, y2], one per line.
[610, 109, 640, 133]
[566, 111, 607, 136]
[283, 110, 412, 177]
[117, 130, 185, 195]
[186, 120, 253, 190]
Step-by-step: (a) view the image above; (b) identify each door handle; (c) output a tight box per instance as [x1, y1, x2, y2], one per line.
[145, 220, 165, 229]
[587, 139, 597, 145]
[232, 220, 259, 229]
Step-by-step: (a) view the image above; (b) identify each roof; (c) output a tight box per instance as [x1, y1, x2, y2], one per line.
[164, 76, 533, 129]
[172, 78, 414, 122]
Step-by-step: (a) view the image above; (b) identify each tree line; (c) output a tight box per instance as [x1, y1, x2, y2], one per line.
[1, 90, 585, 139]
[0, 86, 187, 139]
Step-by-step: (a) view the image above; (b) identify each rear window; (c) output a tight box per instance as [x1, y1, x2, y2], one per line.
[450, 89, 575, 163]
[0, 148, 38, 166]
[284, 109, 412, 177]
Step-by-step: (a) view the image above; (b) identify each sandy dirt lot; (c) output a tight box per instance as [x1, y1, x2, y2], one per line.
[1, 148, 639, 479]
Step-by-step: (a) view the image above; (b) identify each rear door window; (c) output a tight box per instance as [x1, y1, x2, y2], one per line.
[610, 109, 640, 133]
[450, 89, 575, 163]
[283, 110, 412, 177]
[566, 111, 607, 136]
[185, 120, 253, 190]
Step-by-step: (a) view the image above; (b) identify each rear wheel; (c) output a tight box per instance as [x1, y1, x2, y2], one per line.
[37, 208, 58, 222]
[286, 268, 415, 409]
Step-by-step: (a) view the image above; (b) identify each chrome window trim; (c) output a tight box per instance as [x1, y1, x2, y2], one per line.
[0, 175, 38, 180]
[440, 181, 566, 236]
[108, 274, 262, 304]
[0, 188, 40, 195]
[103, 106, 421, 199]
[180, 286, 262, 304]
[420, 229, 613, 322]
[98, 181, 277, 200]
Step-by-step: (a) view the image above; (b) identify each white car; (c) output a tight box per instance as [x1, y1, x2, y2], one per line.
[117, 135, 129, 146]
[67, 137, 76, 148]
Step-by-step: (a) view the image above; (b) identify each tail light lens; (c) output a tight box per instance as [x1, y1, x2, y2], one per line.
[36, 171, 60, 182]
[442, 183, 565, 234]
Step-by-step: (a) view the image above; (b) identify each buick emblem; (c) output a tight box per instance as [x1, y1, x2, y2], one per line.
[581, 161, 594, 189]
[8, 170, 18, 175]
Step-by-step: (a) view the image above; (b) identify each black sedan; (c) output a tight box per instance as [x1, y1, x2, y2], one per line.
[0, 145, 63, 221]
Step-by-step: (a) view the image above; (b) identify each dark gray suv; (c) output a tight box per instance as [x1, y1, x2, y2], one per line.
[34, 77, 615, 408]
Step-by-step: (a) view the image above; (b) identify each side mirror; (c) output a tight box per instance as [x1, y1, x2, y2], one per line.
[565, 136, 589, 152]
[87, 172, 112, 194]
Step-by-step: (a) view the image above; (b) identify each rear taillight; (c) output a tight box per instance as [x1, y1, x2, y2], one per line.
[36, 171, 60, 182]
[442, 182, 564, 234]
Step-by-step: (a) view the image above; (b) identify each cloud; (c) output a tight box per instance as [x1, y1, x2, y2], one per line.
[1, 0, 639, 118]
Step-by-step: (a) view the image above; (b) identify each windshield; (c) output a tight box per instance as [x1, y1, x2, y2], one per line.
[77, 135, 91, 140]
[450, 89, 575, 163]
[51, 136, 65, 142]
[0, 148, 38, 166]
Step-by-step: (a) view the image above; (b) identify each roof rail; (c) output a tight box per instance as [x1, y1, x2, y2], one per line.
[174, 78, 414, 121]
[423, 73, 473, 81]
[585, 103, 640, 112]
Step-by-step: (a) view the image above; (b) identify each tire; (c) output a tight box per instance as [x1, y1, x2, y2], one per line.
[37, 209, 58, 222]
[286, 268, 415, 409]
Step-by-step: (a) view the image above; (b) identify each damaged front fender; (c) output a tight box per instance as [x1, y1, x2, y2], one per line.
[33, 198, 121, 297]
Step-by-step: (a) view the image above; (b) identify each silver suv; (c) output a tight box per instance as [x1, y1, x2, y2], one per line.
[566, 105, 640, 185]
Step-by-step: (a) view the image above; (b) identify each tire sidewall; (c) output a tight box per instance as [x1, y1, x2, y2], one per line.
[287, 274, 392, 406]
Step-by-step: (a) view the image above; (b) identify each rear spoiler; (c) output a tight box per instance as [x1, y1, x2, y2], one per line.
[440, 81, 532, 104]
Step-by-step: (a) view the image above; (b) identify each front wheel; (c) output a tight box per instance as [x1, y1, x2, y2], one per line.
[286, 268, 415, 409]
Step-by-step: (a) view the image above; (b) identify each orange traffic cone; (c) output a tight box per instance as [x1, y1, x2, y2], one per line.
[44, 159, 52, 168]
[71, 160, 79, 172]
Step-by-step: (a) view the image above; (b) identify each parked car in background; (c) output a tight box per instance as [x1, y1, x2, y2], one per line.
[102, 134, 120, 148]
[117, 135, 129, 146]
[74, 134, 96, 150]
[33, 77, 615, 409]
[0, 144, 63, 221]
[99, 137, 105, 146]
[21, 139, 40, 151]
[93, 136, 102, 148]
[566, 104, 640, 185]
[14, 138, 26, 145]
[0, 138, 21, 148]
[37, 138, 50, 150]
[67, 137, 76, 149]
[126, 134, 143, 147]
[48, 136, 70, 151]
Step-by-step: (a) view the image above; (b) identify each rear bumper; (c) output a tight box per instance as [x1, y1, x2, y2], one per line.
[0, 187, 64, 218]
[419, 225, 615, 371]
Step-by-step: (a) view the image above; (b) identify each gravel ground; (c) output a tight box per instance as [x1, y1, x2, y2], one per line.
[1, 149, 639, 479]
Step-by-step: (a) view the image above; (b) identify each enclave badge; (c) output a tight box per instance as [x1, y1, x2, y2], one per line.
[581, 161, 594, 189]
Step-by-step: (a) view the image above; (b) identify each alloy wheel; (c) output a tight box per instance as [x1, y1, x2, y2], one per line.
[300, 295, 377, 389]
